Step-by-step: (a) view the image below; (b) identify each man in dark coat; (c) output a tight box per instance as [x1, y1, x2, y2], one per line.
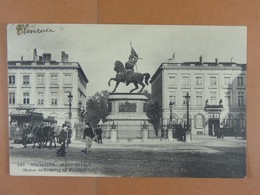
[66, 126, 72, 147]
[22, 123, 31, 148]
[82, 122, 94, 154]
[95, 125, 103, 144]
[56, 124, 68, 157]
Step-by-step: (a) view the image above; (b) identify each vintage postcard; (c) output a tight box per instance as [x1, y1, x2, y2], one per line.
[8, 24, 246, 177]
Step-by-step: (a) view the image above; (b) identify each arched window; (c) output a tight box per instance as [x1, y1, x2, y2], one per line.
[194, 113, 205, 129]
[167, 113, 178, 124]
[224, 114, 234, 128]
[236, 113, 246, 129]
[171, 113, 178, 124]
[183, 113, 192, 128]
[62, 113, 70, 124]
[49, 112, 58, 118]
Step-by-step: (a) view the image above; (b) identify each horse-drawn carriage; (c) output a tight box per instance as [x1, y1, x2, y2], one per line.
[10, 111, 58, 147]
[9, 111, 43, 144]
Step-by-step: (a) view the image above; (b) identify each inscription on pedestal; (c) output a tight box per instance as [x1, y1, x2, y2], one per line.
[119, 102, 137, 112]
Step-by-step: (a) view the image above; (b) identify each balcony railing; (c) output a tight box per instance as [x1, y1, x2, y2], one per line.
[204, 104, 223, 112]
[16, 104, 35, 111]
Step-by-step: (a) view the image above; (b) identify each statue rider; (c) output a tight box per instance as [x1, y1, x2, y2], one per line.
[125, 45, 140, 86]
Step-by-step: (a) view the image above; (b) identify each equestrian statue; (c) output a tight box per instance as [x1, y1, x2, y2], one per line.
[108, 44, 150, 93]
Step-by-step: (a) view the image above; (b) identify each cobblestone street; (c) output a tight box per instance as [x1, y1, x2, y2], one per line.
[9, 135, 246, 177]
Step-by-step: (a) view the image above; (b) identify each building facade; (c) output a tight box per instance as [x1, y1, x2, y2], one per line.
[8, 50, 88, 138]
[150, 57, 246, 136]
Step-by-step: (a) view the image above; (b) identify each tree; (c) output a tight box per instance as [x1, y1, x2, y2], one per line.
[146, 101, 161, 136]
[85, 90, 110, 127]
[143, 90, 161, 136]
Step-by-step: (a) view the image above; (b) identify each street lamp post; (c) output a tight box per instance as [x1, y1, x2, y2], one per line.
[78, 101, 82, 122]
[169, 101, 173, 125]
[78, 101, 85, 125]
[68, 92, 73, 121]
[81, 108, 85, 125]
[184, 93, 192, 142]
[78, 101, 86, 139]
[168, 101, 174, 141]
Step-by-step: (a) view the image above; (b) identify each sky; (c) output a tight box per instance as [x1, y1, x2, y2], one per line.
[7, 24, 247, 97]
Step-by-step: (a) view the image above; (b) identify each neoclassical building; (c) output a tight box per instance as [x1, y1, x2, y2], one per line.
[8, 50, 88, 138]
[150, 56, 246, 136]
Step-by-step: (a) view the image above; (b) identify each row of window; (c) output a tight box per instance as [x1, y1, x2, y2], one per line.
[166, 113, 246, 129]
[168, 75, 245, 86]
[223, 114, 246, 128]
[8, 74, 73, 85]
[162, 113, 246, 129]
[9, 91, 72, 106]
[169, 91, 245, 106]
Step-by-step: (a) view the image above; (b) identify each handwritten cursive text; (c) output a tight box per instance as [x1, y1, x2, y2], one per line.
[16, 24, 55, 35]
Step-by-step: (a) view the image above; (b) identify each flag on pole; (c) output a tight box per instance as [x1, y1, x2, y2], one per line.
[129, 42, 142, 62]
[126, 42, 142, 72]
[130, 45, 138, 60]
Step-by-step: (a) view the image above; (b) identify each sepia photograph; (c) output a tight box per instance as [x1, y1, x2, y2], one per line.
[7, 24, 246, 177]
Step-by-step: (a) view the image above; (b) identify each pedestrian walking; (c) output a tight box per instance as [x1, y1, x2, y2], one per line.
[56, 124, 68, 157]
[21, 123, 31, 148]
[82, 122, 95, 154]
[67, 126, 72, 147]
[216, 128, 224, 139]
[220, 128, 224, 139]
[96, 125, 103, 144]
[54, 125, 61, 143]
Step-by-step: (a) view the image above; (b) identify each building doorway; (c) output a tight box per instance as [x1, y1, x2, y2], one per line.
[208, 119, 220, 136]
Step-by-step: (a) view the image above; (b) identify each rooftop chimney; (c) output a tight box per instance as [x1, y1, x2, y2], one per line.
[33, 48, 37, 62]
[199, 55, 203, 64]
[43, 53, 51, 63]
[215, 58, 218, 64]
[21, 56, 23, 62]
[61, 51, 69, 62]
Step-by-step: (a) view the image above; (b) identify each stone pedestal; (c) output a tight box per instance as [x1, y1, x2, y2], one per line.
[185, 131, 192, 143]
[142, 129, 148, 142]
[110, 129, 118, 142]
[103, 93, 156, 140]
[167, 128, 174, 141]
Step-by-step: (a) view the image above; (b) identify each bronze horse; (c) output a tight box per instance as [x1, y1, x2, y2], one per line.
[108, 61, 150, 93]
